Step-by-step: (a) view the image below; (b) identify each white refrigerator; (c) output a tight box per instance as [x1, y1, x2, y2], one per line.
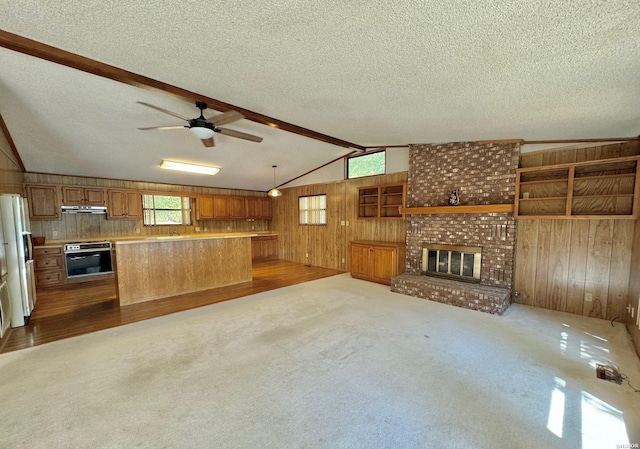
[0, 194, 36, 328]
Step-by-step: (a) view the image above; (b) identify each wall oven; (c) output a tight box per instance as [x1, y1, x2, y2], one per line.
[64, 241, 113, 279]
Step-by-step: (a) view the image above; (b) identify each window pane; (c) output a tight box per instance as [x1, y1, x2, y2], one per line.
[347, 151, 385, 179]
[298, 194, 326, 225]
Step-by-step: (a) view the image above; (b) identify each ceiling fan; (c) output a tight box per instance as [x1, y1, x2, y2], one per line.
[137, 101, 263, 148]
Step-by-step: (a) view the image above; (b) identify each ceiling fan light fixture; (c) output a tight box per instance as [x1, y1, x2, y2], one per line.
[160, 160, 220, 175]
[189, 126, 215, 139]
[268, 165, 283, 197]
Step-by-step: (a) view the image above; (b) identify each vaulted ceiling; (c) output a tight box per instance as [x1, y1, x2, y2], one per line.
[1, 1, 639, 191]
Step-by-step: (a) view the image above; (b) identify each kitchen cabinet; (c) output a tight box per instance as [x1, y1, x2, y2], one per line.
[214, 196, 246, 219]
[61, 186, 106, 206]
[196, 195, 215, 220]
[25, 184, 61, 220]
[515, 155, 639, 219]
[33, 246, 65, 288]
[357, 183, 406, 220]
[251, 235, 277, 260]
[246, 197, 272, 220]
[350, 240, 406, 285]
[107, 189, 142, 220]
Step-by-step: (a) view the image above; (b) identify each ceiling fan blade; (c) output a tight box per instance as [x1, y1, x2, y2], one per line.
[218, 127, 263, 143]
[202, 137, 215, 148]
[137, 125, 186, 130]
[208, 110, 244, 126]
[136, 101, 190, 121]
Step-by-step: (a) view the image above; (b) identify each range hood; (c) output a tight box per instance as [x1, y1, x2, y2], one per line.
[61, 205, 107, 214]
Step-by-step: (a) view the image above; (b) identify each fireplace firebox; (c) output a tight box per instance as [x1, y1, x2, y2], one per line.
[422, 244, 482, 283]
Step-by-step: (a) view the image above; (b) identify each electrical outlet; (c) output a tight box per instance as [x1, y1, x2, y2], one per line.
[342, 258, 345, 263]
[227, 226, 231, 231]
[195, 227, 200, 232]
[135, 227, 140, 234]
[305, 253, 309, 258]
[52, 230, 58, 237]
[346, 221, 349, 226]
[341, 220, 345, 226]
[251, 225, 255, 230]
[585, 293, 593, 302]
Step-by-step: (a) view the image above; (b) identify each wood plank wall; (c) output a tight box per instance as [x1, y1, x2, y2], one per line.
[515, 141, 639, 322]
[23, 172, 271, 241]
[0, 130, 23, 194]
[272, 172, 408, 271]
[627, 216, 640, 357]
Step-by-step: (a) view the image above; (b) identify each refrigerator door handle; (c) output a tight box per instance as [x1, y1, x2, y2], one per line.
[23, 233, 33, 262]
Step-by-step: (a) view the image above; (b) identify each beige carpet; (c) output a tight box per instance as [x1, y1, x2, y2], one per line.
[1, 274, 639, 449]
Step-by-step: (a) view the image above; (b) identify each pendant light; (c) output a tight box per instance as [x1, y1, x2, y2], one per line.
[268, 165, 282, 197]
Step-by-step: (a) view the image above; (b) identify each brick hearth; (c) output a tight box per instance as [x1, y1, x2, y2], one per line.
[391, 141, 520, 314]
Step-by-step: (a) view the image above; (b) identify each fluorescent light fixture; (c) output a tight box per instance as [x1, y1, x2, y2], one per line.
[189, 126, 215, 139]
[160, 160, 220, 175]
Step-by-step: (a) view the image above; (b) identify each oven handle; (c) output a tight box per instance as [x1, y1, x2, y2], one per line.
[64, 248, 112, 255]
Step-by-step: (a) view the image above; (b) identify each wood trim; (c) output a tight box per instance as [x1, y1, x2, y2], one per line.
[565, 166, 575, 216]
[400, 204, 514, 215]
[523, 137, 639, 145]
[0, 30, 364, 151]
[516, 155, 640, 173]
[0, 113, 25, 171]
[279, 150, 358, 188]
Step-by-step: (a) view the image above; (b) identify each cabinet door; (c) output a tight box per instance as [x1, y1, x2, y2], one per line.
[197, 195, 214, 219]
[371, 246, 398, 284]
[26, 184, 60, 220]
[61, 186, 85, 205]
[124, 191, 142, 219]
[107, 190, 127, 218]
[84, 188, 106, 205]
[246, 197, 261, 219]
[213, 196, 229, 218]
[260, 198, 273, 219]
[350, 244, 371, 278]
[227, 197, 246, 219]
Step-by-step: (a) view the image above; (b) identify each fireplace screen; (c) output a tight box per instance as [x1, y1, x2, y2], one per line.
[422, 244, 482, 283]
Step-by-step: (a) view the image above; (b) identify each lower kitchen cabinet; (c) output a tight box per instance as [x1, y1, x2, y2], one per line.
[251, 235, 278, 260]
[350, 240, 406, 285]
[33, 246, 65, 288]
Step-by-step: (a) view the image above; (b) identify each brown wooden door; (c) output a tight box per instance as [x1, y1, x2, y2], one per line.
[228, 197, 246, 218]
[84, 188, 106, 205]
[371, 246, 398, 284]
[26, 184, 60, 220]
[197, 196, 214, 219]
[260, 198, 273, 219]
[125, 191, 142, 219]
[246, 197, 261, 219]
[350, 244, 371, 278]
[213, 196, 229, 218]
[61, 186, 85, 205]
[107, 190, 127, 218]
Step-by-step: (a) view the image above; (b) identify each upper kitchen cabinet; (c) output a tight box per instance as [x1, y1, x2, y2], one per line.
[195, 195, 214, 220]
[61, 186, 106, 206]
[245, 197, 272, 220]
[25, 184, 61, 220]
[107, 189, 142, 220]
[214, 196, 246, 219]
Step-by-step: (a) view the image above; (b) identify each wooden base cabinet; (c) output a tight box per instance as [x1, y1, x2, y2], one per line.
[251, 235, 278, 260]
[33, 246, 65, 288]
[350, 241, 406, 285]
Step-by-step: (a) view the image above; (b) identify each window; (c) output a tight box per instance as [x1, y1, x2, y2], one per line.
[347, 150, 386, 179]
[142, 194, 193, 226]
[299, 194, 327, 225]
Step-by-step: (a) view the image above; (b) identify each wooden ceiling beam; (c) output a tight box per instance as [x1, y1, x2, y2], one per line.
[0, 30, 365, 151]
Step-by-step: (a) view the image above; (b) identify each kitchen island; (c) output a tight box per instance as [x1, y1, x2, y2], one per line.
[114, 234, 253, 306]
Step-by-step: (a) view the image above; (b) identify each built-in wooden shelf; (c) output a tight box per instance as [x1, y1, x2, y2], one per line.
[515, 155, 640, 219]
[400, 204, 514, 215]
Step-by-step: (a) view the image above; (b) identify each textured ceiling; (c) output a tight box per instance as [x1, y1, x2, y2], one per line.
[1, 0, 639, 189]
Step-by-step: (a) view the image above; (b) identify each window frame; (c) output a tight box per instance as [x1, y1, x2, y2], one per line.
[142, 194, 193, 226]
[298, 194, 327, 226]
[346, 149, 386, 179]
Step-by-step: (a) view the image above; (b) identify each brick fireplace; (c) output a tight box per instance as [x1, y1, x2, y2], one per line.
[391, 141, 520, 314]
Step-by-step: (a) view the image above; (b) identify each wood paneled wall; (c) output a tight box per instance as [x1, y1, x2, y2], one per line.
[515, 219, 633, 320]
[0, 130, 23, 194]
[272, 172, 408, 270]
[627, 218, 640, 357]
[23, 172, 271, 241]
[515, 141, 639, 322]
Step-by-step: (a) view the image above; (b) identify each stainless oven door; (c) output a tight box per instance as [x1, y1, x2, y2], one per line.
[65, 249, 113, 278]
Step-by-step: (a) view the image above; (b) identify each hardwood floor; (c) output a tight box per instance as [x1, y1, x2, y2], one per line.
[0, 260, 343, 354]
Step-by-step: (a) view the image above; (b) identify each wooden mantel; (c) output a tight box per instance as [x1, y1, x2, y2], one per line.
[400, 204, 514, 215]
